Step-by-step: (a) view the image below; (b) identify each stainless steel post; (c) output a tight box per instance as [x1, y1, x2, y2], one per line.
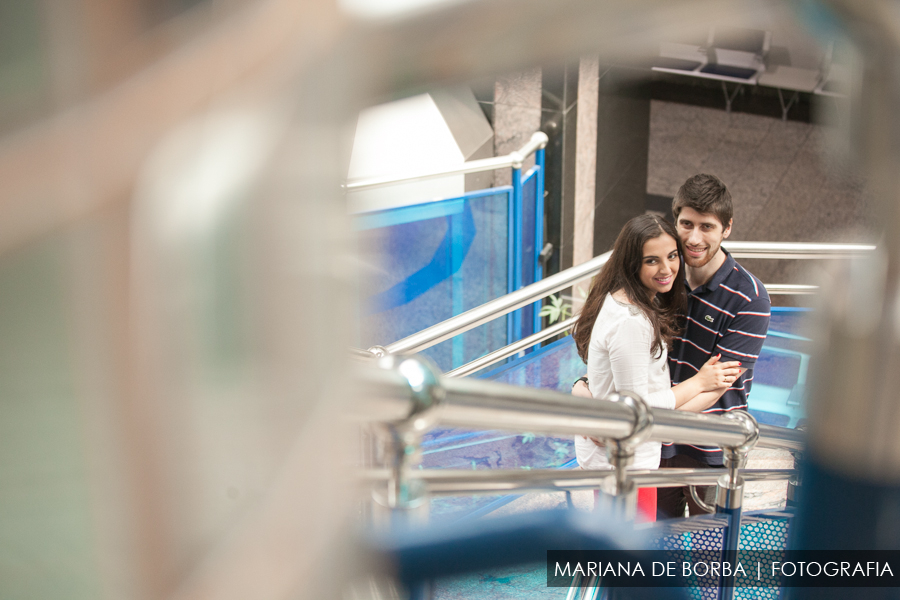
[596, 392, 654, 522]
[568, 392, 652, 600]
[370, 355, 443, 526]
[715, 411, 759, 600]
[787, 424, 804, 509]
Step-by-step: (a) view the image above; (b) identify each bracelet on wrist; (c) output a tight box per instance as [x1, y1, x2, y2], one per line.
[573, 376, 589, 388]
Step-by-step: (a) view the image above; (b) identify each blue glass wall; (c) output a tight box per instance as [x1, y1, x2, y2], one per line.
[356, 152, 546, 372]
[356, 189, 512, 372]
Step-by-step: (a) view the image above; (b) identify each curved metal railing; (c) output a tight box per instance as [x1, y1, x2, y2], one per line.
[361, 241, 873, 378]
[444, 315, 577, 377]
[360, 358, 804, 452]
[345, 132, 549, 191]
[379, 251, 612, 356]
[378, 241, 873, 358]
[359, 356, 803, 510]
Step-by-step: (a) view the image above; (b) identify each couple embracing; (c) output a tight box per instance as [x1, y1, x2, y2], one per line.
[572, 174, 771, 521]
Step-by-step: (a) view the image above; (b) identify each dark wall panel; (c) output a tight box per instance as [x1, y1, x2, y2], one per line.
[593, 66, 652, 255]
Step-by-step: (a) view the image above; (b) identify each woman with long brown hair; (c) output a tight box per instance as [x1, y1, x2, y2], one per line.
[571, 214, 739, 519]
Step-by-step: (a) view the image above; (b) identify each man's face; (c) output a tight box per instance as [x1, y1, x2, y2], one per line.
[675, 207, 732, 269]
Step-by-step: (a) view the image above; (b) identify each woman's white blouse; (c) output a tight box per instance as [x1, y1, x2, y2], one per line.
[574, 294, 676, 471]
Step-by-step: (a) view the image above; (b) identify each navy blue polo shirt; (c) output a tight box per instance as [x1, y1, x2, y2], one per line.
[662, 249, 771, 466]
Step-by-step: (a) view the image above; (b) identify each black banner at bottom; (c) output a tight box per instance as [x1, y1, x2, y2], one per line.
[547, 550, 900, 588]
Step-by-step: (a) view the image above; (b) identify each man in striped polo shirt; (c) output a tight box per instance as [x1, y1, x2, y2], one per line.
[656, 173, 771, 519]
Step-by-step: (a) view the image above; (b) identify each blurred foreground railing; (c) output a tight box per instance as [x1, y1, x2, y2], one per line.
[363, 466, 794, 497]
[359, 354, 802, 512]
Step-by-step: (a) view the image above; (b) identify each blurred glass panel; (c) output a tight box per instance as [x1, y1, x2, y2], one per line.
[0, 237, 102, 600]
[0, 0, 47, 132]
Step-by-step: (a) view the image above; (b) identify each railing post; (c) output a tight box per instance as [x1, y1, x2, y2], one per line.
[715, 411, 759, 600]
[597, 392, 654, 521]
[786, 423, 803, 510]
[506, 187, 516, 346]
[786, 471, 801, 510]
[511, 164, 524, 342]
[532, 147, 546, 340]
[370, 355, 443, 528]
[567, 392, 652, 600]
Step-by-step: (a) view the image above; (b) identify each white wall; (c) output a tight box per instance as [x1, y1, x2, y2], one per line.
[347, 93, 466, 214]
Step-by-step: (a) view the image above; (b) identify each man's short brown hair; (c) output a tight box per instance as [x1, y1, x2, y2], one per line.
[672, 174, 733, 228]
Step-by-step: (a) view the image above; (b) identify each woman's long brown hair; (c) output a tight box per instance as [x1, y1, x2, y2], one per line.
[572, 214, 687, 363]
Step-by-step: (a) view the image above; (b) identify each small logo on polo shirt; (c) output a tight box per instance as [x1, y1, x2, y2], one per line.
[704, 315, 714, 323]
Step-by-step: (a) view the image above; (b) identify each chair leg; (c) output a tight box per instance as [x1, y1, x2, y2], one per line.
[721, 81, 742, 112]
[777, 88, 800, 121]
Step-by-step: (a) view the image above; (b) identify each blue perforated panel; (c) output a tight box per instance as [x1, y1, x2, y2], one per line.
[651, 515, 726, 600]
[735, 513, 792, 599]
[648, 511, 793, 600]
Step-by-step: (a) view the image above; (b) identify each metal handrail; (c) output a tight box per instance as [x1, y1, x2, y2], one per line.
[381, 251, 612, 355]
[363, 467, 795, 496]
[724, 241, 875, 259]
[345, 131, 549, 191]
[443, 282, 816, 376]
[444, 284, 817, 375]
[444, 316, 577, 377]
[359, 362, 805, 453]
[378, 241, 872, 357]
[766, 284, 818, 295]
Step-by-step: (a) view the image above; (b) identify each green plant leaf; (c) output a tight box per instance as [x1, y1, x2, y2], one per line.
[542, 294, 574, 325]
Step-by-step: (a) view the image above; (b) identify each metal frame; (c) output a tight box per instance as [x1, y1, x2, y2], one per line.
[533, 148, 546, 337]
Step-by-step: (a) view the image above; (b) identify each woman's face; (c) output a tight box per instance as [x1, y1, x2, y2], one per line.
[639, 234, 680, 298]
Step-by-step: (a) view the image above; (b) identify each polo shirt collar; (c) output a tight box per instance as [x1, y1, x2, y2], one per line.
[690, 248, 735, 293]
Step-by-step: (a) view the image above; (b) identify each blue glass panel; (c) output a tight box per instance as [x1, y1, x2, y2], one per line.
[422, 336, 582, 519]
[477, 335, 584, 392]
[748, 307, 811, 428]
[356, 189, 511, 371]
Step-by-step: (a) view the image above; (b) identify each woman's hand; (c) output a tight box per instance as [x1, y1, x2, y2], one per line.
[573, 381, 604, 448]
[695, 354, 742, 391]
